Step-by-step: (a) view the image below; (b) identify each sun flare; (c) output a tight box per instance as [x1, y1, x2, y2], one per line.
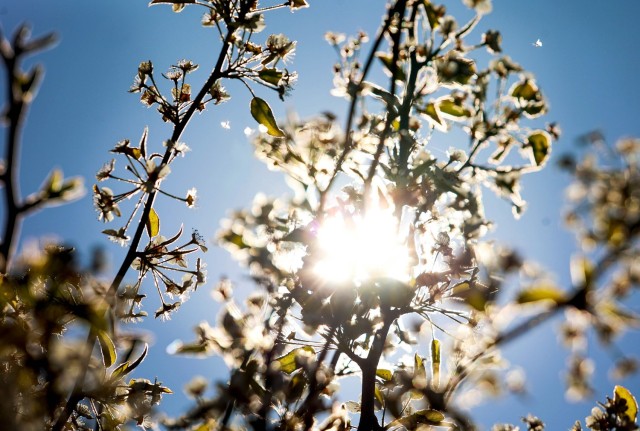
[312, 206, 412, 285]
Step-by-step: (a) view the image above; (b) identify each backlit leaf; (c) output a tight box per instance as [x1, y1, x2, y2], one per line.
[614, 385, 638, 423]
[221, 231, 249, 249]
[250, 97, 285, 137]
[145, 207, 160, 238]
[431, 339, 441, 386]
[111, 344, 149, 381]
[376, 368, 393, 381]
[258, 68, 283, 86]
[388, 409, 445, 429]
[510, 79, 538, 101]
[414, 353, 426, 380]
[527, 131, 551, 167]
[418, 410, 445, 423]
[376, 52, 406, 82]
[275, 346, 315, 374]
[424, 2, 445, 29]
[44, 169, 63, 194]
[516, 284, 567, 305]
[412, 353, 427, 399]
[438, 97, 470, 119]
[194, 422, 217, 431]
[97, 330, 117, 368]
[174, 342, 209, 355]
[421, 102, 446, 131]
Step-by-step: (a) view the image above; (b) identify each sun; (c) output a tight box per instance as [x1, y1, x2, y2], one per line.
[312, 205, 412, 285]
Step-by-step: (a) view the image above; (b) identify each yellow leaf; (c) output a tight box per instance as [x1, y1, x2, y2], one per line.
[417, 409, 445, 423]
[374, 384, 384, 407]
[97, 330, 117, 368]
[145, 208, 160, 238]
[421, 102, 446, 131]
[275, 346, 315, 374]
[431, 339, 441, 384]
[516, 284, 567, 305]
[614, 385, 638, 423]
[388, 409, 445, 429]
[376, 368, 393, 381]
[438, 97, 470, 119]
[414, 353, 426, 379]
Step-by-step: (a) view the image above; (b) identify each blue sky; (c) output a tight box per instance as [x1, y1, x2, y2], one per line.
[3, 0, 640, 429]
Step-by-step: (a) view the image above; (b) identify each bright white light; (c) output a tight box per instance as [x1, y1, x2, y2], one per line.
[313, 207, 411, 284]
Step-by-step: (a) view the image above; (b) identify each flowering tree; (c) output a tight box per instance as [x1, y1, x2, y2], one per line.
[0, 1, 639, 430]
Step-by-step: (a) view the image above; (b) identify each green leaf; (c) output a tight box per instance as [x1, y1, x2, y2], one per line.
[388, 409, 445, 429]
[516, 284, 567, 305]
[423, 2, 445, 29]
[431, 339, 441, 385]
[221, 231, 249, 249]
[510, 79, 538, 101]
[111, 344, 148, 381]
[258, 68, 283, 86]
[614, 385, 638, 423]
[173, 342, 209, 355]
[145, 207, 160, 238]
[275, 346, 315, 374]
[510, 79, 546, 118]
[414, 353, 426, 379]
[438, 97, 471, 119]
[376, 368, 393, 382]
[97, 330, 117, 368]
[44, 169, 63, 195]
[375, 52, 406, 82]
[250, 97, 285, 137]
[527, 131, 551, 167]
[421, 102, 446, 131]
[417, 410, 445, 424]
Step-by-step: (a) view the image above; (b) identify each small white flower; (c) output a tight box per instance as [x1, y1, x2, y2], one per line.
[221, 121, 231, 130]
[533, 38, 543, 48]
[462, 0, 492, 15]
[243, 127, 254, 136]
[185, 187, 197, 208]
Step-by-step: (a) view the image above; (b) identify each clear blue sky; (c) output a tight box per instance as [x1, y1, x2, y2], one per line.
[3, 0, 640, 429]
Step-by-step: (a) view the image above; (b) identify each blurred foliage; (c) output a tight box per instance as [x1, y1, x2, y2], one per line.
[0, 1, 639, 430]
